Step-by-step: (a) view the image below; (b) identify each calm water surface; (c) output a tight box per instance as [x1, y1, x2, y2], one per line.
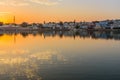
[0, 31, 120, 80]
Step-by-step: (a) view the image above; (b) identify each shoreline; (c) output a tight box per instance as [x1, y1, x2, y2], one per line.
[0, 27, 120, 32]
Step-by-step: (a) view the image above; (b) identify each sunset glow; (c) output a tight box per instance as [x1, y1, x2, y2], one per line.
[0, 0, 120, 23]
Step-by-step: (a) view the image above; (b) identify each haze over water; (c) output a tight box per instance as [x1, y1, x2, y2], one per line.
[0, 31, 120, 80]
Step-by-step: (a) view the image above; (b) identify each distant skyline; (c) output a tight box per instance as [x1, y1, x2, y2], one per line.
[0, 0, 120, 23]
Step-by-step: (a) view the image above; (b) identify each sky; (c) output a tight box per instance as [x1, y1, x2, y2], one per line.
[0, 0, 120, 23]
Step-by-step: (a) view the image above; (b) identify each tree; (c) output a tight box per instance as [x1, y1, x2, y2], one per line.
[59, 21, 63, 26]
[108, 21, 114, 25]
[21, 22, 28, 27]
[37, 23, 43, 28]
[75, 25, 80, 29]
[0, 22, 3, 26]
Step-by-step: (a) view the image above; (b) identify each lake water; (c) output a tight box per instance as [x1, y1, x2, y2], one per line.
[0, 31, 120, 80]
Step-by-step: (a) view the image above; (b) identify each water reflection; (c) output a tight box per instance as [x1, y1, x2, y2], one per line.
[0, 31, 120, 80]
[0, 50, 67, 80]
[0, 30, 120, 40]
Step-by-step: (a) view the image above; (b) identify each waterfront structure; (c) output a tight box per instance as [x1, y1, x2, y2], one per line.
[0, 19, 120, 31]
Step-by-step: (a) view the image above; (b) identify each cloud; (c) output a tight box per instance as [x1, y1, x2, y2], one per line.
[0, 0, 62, 6]
[0, 0, 28, 6]
[29, 0, 62, 6]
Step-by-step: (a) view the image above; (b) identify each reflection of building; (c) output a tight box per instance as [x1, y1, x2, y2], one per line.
[0, 30, 120, 40]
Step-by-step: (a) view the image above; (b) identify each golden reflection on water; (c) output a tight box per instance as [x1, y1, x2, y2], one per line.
[0, 33, 86, 80]
[0, 48, 67, 80]
[0, 31, 120, 80]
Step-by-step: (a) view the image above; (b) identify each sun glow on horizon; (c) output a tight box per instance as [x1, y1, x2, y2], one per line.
[0, 0, 120, 23]
[0, 12, 14, 23]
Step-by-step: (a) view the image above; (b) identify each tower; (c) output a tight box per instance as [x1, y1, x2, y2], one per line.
[13, 16, 15, 24]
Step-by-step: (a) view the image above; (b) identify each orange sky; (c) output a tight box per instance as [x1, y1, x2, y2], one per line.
[0, 0, 120, 23]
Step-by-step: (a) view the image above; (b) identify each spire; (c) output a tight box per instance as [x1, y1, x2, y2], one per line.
[13, 16, 15, 24]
